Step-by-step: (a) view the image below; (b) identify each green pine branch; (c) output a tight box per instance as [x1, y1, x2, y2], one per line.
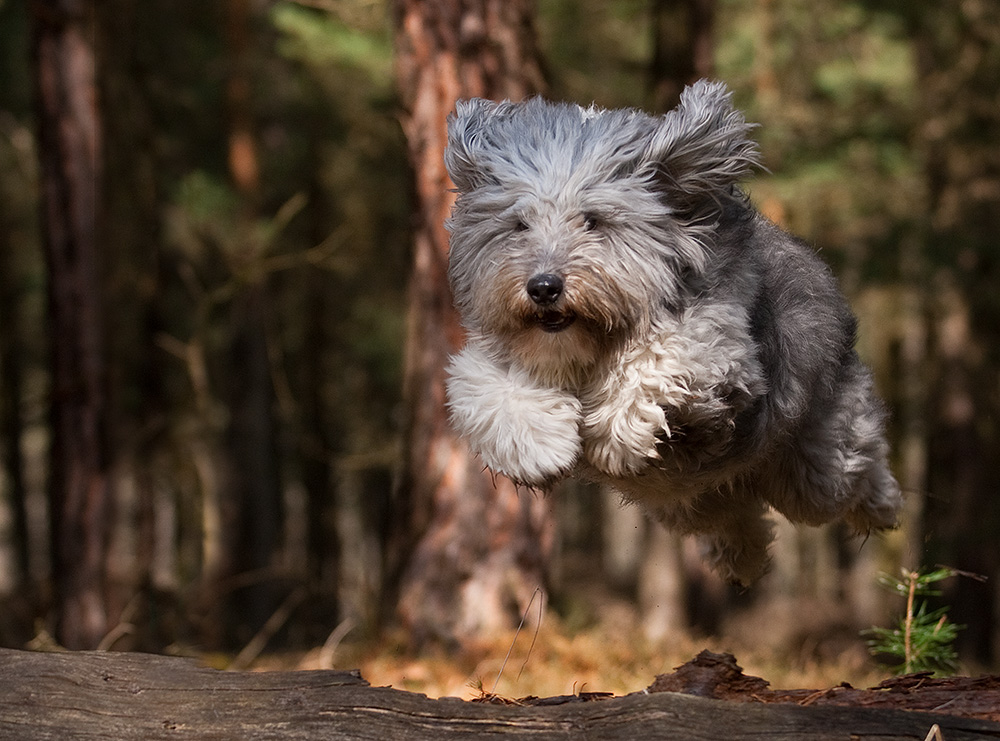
[863, 567, 964, 676]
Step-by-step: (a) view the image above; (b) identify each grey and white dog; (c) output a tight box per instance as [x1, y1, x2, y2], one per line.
[443, 80, 901, 585]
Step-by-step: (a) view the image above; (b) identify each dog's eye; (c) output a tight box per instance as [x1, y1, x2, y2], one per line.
[583, 214, 600, 231]
[514, 219, 529, 232]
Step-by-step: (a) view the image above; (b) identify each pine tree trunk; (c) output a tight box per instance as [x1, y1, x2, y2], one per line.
[0, 231, 29, 591]
[905, 0, 1000, 665]
[96, 0, 174, 647]
[220, 0, 284, 644]
[648, 0, 715, 111]
[31, 0, 111, 649]
[388, 0, 552, 646]
[637, 0, 718, 637]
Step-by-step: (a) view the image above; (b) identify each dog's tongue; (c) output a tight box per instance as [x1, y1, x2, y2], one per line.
[537, 311, 576, 333]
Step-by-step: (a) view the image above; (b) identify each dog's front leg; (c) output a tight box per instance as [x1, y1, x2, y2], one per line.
[445, 342, 583, 488]
[580, 346, 686, 478]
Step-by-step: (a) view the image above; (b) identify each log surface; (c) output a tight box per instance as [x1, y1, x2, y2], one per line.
[647, 649, 1000, 722]
[1, 648, 999, 740]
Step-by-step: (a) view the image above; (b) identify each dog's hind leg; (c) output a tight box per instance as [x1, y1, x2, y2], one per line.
[761, 355, 901, 532]
[653, 485, 774, 586]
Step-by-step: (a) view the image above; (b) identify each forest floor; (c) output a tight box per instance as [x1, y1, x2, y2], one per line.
[235, 597, 1000, 724]
[246, 595, 891, 702]
[5, 584, 999, 735]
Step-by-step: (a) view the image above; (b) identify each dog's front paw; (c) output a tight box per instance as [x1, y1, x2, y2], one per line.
[446, 347, 583, 488]
[485, 403, 582, 489]
[581, 398, 664, 478]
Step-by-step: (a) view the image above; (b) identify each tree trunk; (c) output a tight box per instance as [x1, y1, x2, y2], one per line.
[96, 0, 175, 650]
[0, 226, 29, 591]
[637, 0, 718, 639]
[225, 286, 283, 641]
[388, 0, 551, 646]
[648, 0, 715, 111]
[221, 0, 284, 645]
[639, 522, 688, 641]
[902, 0, 1000, 665]
[30, 0, 111, 649]
[300, 225, 339, 623]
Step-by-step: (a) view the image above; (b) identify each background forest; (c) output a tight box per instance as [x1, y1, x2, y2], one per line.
[0, 0, 998, 697]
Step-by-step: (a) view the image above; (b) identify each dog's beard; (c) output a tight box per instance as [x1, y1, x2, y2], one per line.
[507, 320, 605, 387]
[478, 296, 642, 389]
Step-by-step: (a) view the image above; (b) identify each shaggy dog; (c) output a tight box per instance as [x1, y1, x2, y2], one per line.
[443, 80, 901, 585]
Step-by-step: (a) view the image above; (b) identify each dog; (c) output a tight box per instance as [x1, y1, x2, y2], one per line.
[443, 80, 901, 585]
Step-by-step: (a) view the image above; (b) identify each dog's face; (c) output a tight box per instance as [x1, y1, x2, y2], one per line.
[445, 81, 760, 386]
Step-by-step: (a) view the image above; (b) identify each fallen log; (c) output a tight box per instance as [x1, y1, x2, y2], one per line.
[1, 647, 998, 740]
[647, 650, 1000, 722]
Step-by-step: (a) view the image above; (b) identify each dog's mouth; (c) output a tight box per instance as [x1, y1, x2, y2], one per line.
[534, 311, 576, 333]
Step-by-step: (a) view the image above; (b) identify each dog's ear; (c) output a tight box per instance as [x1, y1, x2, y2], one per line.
[445, 98, 505, 192]
[643, 80, 761, 210]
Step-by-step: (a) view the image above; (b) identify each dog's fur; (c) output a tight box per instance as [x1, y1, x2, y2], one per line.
[443, 80, 901, 585]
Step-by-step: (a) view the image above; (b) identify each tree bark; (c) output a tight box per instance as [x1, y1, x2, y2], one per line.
[388, 0, 551, 646]
[31, 0, 112, 650]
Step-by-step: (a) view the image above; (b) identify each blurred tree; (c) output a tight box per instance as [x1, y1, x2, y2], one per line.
[901, 0, 1000, 665]
[218, 0, 285, 645]
[388, 0, 553, 646]
[96, 0, 177, 650]
[648, 0, 715, 111]
[639, 0, 718, 643]
[0, 175, 29, 594]
[269, 0, 409, 634]
[0, 0, 35, 607]
[30, 0, 112, 649]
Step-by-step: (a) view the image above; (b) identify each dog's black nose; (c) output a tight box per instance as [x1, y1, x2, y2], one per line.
[526, 273, 564, 306]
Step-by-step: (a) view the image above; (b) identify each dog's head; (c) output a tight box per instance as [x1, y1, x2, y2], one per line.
[445, 80, 760, 385]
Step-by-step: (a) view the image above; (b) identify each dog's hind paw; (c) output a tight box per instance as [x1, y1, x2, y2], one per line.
[845, 475, 903, 534]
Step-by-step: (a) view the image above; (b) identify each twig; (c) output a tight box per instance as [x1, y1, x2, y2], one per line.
[97, 622, 135, 651]
[228, 586, 307, 671]
[904, 569, 917, 673]
[317, 618, 355, 670]
[516, 588, 545, 683]
[923, 723, 944, 741]
[491, 587, 545, 695]
[97, 590, 146, 650]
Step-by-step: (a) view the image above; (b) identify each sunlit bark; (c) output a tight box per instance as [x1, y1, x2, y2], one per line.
[389, 0, 552, 645]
